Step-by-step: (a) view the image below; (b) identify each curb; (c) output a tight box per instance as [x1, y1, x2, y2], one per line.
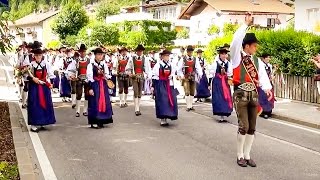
[272, 113, 320, 130]
[9, 102, 41, 180]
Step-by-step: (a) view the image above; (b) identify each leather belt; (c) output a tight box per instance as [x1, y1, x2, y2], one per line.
[234, 82, 256, 92]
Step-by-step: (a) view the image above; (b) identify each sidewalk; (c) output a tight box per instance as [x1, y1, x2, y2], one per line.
[272, 98, 320, 129]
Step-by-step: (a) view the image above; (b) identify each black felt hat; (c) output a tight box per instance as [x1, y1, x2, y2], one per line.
[26, 42, 33, 49]
[217, 44, 230, 53]
[31, 48, 44, 55]
[186, 45, 194, 52]
[78, 44, 87, 52]
[93, 48, 105, 54]
[119, 47, 128, 52]
[243, 33, 259, 45]
[59, 46, 67, 52]
[261, 53, 271, 58]
[160, 49, 172, 56]
[135, 44, 145, 51]
[196, 49, 204, 53]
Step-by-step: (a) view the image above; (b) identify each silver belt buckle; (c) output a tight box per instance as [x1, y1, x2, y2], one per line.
[238, 82, 255, 91]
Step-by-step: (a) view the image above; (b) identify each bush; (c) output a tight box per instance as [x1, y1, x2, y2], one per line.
[177, 27, 189, 39]
[223, 23, 240, 35]
[208, 24, 220, 35]
[205, 27, 320, 76]
[0, 161, 19, 180]
[63, 35, 79, 47]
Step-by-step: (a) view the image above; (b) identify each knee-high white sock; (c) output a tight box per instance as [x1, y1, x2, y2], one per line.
[137, 98, 141, 111]
[71, 94, 76, 105]
[134, 98, 138, 112]
[185, 96, 189, 108]
[18, 86, 23, 99]
[76, 100, 81, 113]
[124, 94, 127, 104]
[237, 134, 246, 160]
[83, 100, 88, 113]
[220, 116, 225, 120]
[119, 93, 123, 105]
[190, 96, 194, 108]
[244, 134, 255, 160]
[22, 92, 27, 105]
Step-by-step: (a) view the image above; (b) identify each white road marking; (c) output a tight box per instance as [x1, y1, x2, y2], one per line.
[190, 111, 320, 156]
[19, 107, 58, 180]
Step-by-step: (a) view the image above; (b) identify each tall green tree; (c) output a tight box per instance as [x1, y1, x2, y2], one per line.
[0, 11, 14, 54]
[52, 2, 89, 40]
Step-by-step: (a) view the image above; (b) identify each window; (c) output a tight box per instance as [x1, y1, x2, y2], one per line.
[267, 18, 276, 28]
[307, 8, 320, 25]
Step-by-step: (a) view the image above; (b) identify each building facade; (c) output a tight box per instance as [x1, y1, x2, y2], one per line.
[295, 0, 320, 33]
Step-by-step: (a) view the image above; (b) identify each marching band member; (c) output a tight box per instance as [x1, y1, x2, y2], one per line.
[152, 50, 178, 126]
[144, 51, 156, 95]
[258, 53, 275, 119]
[210, 45, 233, 123]
[65, 44, 90, 117]
[195, 49, 211, 102]
[68, 51, 79, 108]
[27, 48, 56, 132]
[148, 50, 157, 99]
[87, 48, 113, 128]
[16, 42, 34, 108]
[126, 44, 151, 116]
[177, 45, 203, 111]
[106, 50, 117, 102]
[115, 47, 130, 108]
[59, 47, 72, 102]
[230, 14, 272, 167]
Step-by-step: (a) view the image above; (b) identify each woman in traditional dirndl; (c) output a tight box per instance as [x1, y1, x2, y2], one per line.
[195, 49, 211, 102]
[27, 48, 56, 132]
[210, 46, 233, 123]
[258, 53, 275, 119]
[152, 50, 178, 126]
[87, 48, 113, 128]
[59, 48, 72, 102]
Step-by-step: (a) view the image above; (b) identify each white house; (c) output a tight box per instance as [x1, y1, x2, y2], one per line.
[178, 0, 294, 45]
[295, 0, 320, 33]
[106, 1, 189, 27]
[8, 10, 59, 46]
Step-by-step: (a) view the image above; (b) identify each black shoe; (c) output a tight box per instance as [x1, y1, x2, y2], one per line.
[83, 112, 88, 116]
[30, 127, 39, 133]
[120, 104, 125, 108]
[190, 107, 195, 111]
[138, 111, 142, 115]
[186, 108, 191, 112]
[98, 123, 104, 128]
[124, 103, 128, 107]
[72, 104, 76, 109]
[22, 104, 27, 109]
[76, 112, 80, 117]
[237, 158, 248, 167]
[245, 159, 257, 167]
[135, 111, 140, 116]
[39, 126, 47, 130]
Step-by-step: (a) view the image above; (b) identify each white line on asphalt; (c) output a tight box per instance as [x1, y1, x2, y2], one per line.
[189, 111, 320, 156]
[19, 106, 58, 180]
[198, 102, 320, 135]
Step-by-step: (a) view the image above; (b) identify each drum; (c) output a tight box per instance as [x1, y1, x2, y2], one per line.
[107, 79, 115, 89]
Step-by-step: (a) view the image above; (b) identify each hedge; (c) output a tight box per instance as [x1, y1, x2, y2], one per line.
[205, 27, 320, 77]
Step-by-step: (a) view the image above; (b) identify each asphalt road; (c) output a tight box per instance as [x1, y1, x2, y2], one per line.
[1, 55, 320, 180]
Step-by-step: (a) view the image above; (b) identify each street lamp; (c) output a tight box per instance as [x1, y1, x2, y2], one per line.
[86, 28, 92, 47]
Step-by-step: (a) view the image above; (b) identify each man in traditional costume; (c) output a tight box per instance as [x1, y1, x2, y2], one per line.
[210, 45, 233, 122]
[27, 48, 56, 132]
[126, 44, 151, 116]
[106, 50, 117, 102]
[177, 45, 203, 111]
[258, 53, 275, 119]
[66, 44, 90, 117]
[231, 14, 272, 167]
[148, 50, 157, 99]
[16, 43, 33, 108]
[195, 49, 211, 102]
[115, 47, 130, 108]
[87, 48, 113, 128]
[152, 50, 178, 126]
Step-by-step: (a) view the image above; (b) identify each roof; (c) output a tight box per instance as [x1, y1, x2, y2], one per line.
[122, 1, 180, 11]
[9, 10, 60, 27]
[179, 0, 294, 19]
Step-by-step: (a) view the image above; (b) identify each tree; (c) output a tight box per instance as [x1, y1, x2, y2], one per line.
[96, 1, 121, 21]
[78, 21, 120, 46]
[52, 2, 89, 40]
[208, 24, 220, 35]
[0, 11, 14, 55]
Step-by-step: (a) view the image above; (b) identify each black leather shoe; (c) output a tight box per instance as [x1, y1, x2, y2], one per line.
[30, 127, 39, 133]
[246, 159, 257, 167]
[22, 104, 27, 109]
[72, 104, 76, 109]
[237, 158, 248, 167]
[75, 112, 80, 117]
[83, 112, 88, 116]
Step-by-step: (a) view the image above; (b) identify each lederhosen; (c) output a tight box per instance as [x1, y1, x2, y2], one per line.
[183, 57, 196, 96]
[117, 57, 129, 94]
[233, 54, 260, 135]
[76, 57, 90, 100]
[132, 56, 145, 98]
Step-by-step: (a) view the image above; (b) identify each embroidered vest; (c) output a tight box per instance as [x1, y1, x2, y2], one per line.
[233, 55, 259, 85]
[133, 56, 145, 74]
[32, 62, 47, 81]
[92, 62, 105, 79]
[216, 61, 229, 75]
[184, 57, 195, 75]
[118, 57, 128, 73]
